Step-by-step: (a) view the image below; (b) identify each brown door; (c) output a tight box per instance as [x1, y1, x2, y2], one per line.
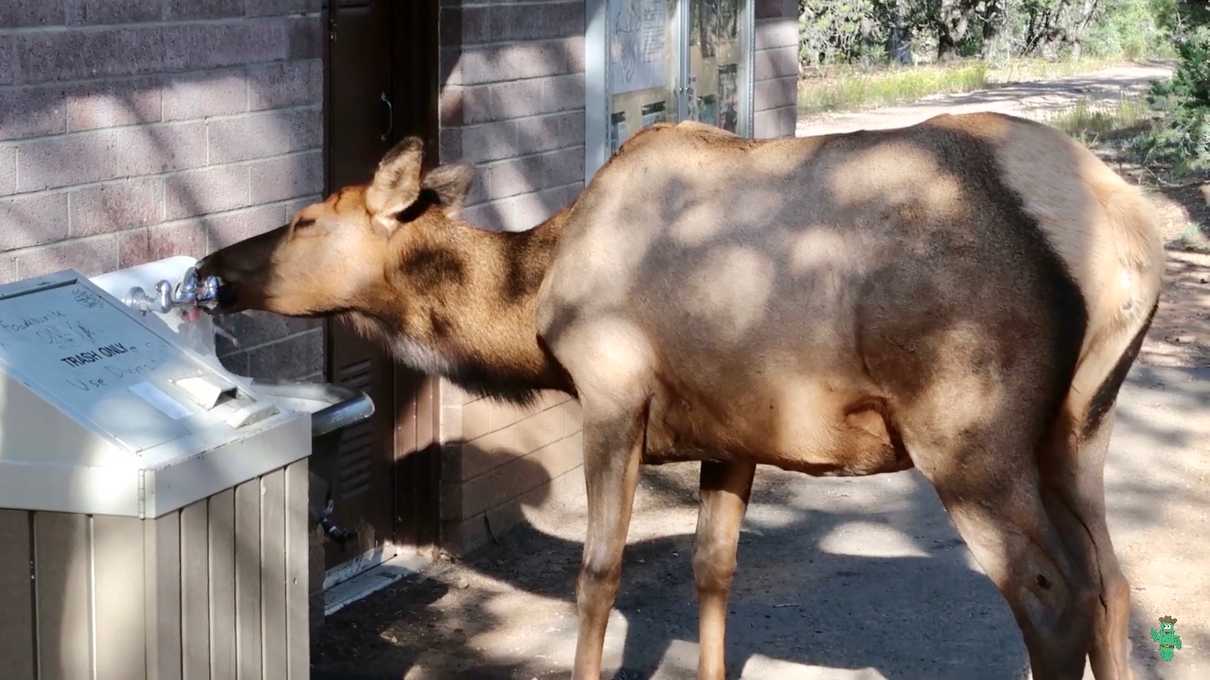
[390, 0, 443, 551]
[321, 0, 441, 576]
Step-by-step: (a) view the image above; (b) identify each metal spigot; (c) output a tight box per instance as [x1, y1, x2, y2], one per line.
[125, 266, 222, 314]
[318, 499, 358, 545]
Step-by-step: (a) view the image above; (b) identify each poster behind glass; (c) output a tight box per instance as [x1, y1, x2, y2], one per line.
[689, 0, 740, 133]
[608, 0, 677, 153]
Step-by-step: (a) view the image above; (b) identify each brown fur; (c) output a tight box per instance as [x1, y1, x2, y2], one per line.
[200, 174, 572, 404]
[199, 114, 1161, 680]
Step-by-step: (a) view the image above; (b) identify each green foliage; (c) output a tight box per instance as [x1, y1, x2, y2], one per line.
[1083, 0, 1175, 59]
[1136, 25, 1210, 174]
[798, 0, 1177, 67]
[797, 56, 1123, 114]
[985, 55, 1120, 81]
[799, 1, 886, 67]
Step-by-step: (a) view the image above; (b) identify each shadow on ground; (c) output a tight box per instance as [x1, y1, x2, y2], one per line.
[314, 460, 1027, 679]
[311, 361, 1208, 680]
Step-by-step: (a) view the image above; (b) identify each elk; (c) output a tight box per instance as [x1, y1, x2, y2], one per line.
[199, 113, 1162, 680]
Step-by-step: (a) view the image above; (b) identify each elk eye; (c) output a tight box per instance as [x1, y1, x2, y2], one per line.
[293, 218, 317, 230]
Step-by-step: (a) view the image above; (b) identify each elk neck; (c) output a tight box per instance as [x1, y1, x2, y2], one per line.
[346, 207, 574, 405]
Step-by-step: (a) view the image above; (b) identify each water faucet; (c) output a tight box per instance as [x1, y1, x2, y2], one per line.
[125, 266, 222, 314]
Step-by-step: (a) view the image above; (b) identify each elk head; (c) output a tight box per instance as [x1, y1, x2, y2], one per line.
[197, 137, 473, 317]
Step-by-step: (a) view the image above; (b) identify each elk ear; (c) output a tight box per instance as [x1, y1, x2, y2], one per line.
[366, 137, 425, 229]
[421, 163, 475, 217]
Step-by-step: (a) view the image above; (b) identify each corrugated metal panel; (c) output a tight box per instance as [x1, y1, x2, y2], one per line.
[209, 489, 237, 680]
[94, 515, 146, 680]
[34, 512, 91, 680]
[235, 479, 262, 680]
[2, 465, 308, 680]
[261, 469, 288, 680]
[285, 460, 310, 680]
[146, 512, 182, 680]
[181, 499, 211, 680]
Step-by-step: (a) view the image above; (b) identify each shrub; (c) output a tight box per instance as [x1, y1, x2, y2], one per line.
[1084, 0, 1175, 59]
[1135, 25, 1210, 174]
[798, 61, 988, 113]
[1047, 97, 1152, 143]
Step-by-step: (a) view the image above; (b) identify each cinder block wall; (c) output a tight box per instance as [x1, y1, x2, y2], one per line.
[437, 0, 587, 234]
[435, 0, 588, 553]
[754, 0, 799, 138]
[434, 0, 800, 555]
[0, 0, 326, 382]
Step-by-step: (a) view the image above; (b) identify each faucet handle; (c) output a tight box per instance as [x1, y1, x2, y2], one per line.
[188, 267, 222, 311]
[123, 267, 223, 314]
[156, 280, 175, 312]
[176, 267, 199, 301]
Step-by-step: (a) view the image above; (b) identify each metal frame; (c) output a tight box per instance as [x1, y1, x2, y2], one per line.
[585, 0, 609, 180]
[739, 0, 755, 138]
[584, 0, 756, 180]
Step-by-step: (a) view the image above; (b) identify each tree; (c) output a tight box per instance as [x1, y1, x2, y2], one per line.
[798, 0, 885, 66]
[884, 0, 915, 63]
[979, 0, 1009, 57]
[1019, 0, 1103, 57]
[933, 0, 981, 60]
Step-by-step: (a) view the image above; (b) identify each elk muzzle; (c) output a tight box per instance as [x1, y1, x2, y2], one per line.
[196, 225, 290, 314]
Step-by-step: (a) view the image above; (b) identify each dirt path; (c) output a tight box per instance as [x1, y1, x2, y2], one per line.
[313, 66, 1210, 680]
[795, 63, 1173, 137]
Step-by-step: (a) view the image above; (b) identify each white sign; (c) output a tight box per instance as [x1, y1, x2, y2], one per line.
[0, 280, 209, 450]
[609, 0, 668, 94]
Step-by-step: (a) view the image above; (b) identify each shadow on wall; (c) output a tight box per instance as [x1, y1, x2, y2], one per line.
[0, 52, 332, 384]
[1, 9, 588, 678]
[434, 32, 588, 233]
[1, 21, 588, 368]
[0, 70, 326, 280]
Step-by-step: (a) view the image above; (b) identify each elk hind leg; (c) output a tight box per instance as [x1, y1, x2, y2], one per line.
[694, 460, 756, 680]
[1039, 412, 1133, 680]
[910, 426, 1096, 680]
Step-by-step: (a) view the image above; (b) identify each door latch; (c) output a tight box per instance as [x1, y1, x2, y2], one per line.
[380, 91, 394, 142]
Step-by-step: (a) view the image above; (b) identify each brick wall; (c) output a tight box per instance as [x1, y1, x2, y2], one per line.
[437, 0, 587, 233]
[435, 0, 587, 553]
[438, 386, 584, 550]
[0, 0, 326, 382]
[754, 0, 799, 138]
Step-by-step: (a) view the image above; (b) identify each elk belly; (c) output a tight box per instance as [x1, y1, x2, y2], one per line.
[756, 396, 910, 476]
[642, 381, 910, 476]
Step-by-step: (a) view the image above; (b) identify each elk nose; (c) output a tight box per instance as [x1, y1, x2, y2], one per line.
[193, 257, 240, 313]
[195, 254, 217, 278]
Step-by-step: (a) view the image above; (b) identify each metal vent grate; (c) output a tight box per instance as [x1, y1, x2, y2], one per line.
[335, 359, 375, 499]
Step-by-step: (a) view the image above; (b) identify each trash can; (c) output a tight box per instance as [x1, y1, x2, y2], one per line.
[0, 261, 370, 680]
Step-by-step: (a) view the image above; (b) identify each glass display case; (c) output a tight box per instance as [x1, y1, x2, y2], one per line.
[587, 0, 753, 176]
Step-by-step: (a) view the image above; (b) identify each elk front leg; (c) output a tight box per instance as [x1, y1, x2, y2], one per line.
[573, 411, 646, 680]
[694, 460, 756, 680]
